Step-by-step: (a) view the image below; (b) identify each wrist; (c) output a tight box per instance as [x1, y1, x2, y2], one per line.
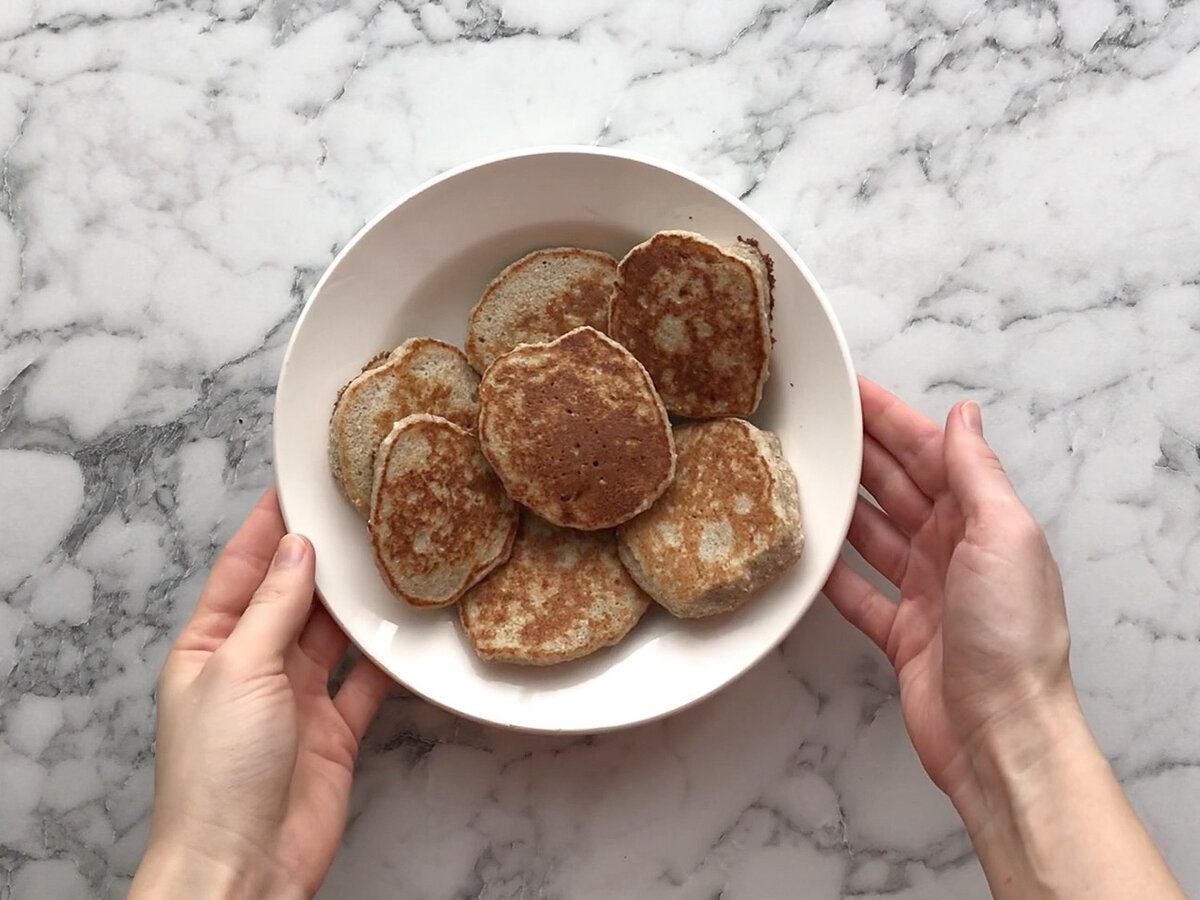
[968, 688, 1093, 810]
[955, 686, 1092, 830]
[948, 688, 1184, 899]
[130, 834, 307, 900]
[950, 690, 1112, 895]
[130, 841, 245, 900]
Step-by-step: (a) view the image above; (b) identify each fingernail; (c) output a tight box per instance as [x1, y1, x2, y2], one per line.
[273, 534, 307, 569]
[962, 401, 983, 436]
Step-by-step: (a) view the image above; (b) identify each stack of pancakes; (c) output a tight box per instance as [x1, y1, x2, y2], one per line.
[329, 233, 804, 666]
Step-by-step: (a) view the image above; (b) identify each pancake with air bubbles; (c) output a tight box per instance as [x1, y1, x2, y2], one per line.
[369, 414, 517, 609]
[610, 230, 773, 419]
[329, 338, 480, 517]
[478, 325, 676, 531]
[617, 418, 803, 618]
[466, 248, 618, 374]
[460, 513, 651, 665]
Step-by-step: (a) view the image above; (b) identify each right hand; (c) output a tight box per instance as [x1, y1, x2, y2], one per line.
[823, 377, 1076, 803]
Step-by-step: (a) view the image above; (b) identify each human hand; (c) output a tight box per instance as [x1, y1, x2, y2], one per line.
[823, 377, 1076, 802]
[130, 488, 393, 900]
[824, 378, 1185, 898]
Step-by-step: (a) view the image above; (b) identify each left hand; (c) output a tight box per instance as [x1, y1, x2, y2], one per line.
[130, 487, 393, 900]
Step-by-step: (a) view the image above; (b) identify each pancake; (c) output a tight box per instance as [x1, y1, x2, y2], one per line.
[617, 418, 803, 618]
[610, 230, 773, 418]
[329, 338, 480, 517]
[459, 513, 651, 665]
[477, 326, 676, 530]
[465, 248, 617, 374]
[369, 414, 518, 608]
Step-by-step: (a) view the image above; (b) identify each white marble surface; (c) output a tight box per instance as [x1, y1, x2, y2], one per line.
[2, 1, 1199, 897]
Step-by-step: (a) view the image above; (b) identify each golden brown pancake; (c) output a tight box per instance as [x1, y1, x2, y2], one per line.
[610, 230, 772, 418]
[465, 248, 617, 374]
[459, 513, 651, 665]
[329, 338, 480, 517]
[617, 418, 803, 618]
[478, 326, 676, 530]
[369, 414, 518, 608]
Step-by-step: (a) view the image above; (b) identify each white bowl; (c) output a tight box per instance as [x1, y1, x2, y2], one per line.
[275, 147, 861, 733]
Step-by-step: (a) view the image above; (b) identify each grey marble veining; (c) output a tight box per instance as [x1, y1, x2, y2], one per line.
[2, 1, 1199, 897]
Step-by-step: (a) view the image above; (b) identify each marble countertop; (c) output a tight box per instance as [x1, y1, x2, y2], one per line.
[2, 2, 1199, 897]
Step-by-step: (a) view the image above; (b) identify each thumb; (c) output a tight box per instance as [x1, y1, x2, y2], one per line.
[224, 533, 315, 660]
[944, 401, 1019, 520]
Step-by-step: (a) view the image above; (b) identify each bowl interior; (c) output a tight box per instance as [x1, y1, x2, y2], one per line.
[275, 149, 861, 733]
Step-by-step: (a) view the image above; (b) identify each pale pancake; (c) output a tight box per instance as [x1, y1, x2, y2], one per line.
[466, 248, 617, 374]
[617, 418, 803, 618]
[329, 338, 480, 516]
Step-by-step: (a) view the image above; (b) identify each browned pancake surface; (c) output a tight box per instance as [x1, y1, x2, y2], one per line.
[478, 326, 675, 530]
[369, 415, 517, 608]
[610, 231, 770, 418]
[329, 338, 480, 515]
[617, 419, 801, 617]
[466, 248, 617, 373]
[460, 514, 650, 664]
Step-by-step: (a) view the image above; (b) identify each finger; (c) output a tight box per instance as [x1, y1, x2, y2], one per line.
[185, 487, 286, 646]
[846, 496, 910, 585]
[861, 434, 933, 534]
[334, 655, 393, 742]
[858, 376, 947, 497]
[943, 402, 1022, 521]
[225, 534, 316, 660]
[822, 556, 896, 653]
[297, 603, 351, 677]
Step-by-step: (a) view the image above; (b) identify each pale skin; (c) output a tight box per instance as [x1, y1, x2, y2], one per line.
[131, 381, 1183, 898]
[129, 488, 392, 900]
[823, 377, 1183, 898]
